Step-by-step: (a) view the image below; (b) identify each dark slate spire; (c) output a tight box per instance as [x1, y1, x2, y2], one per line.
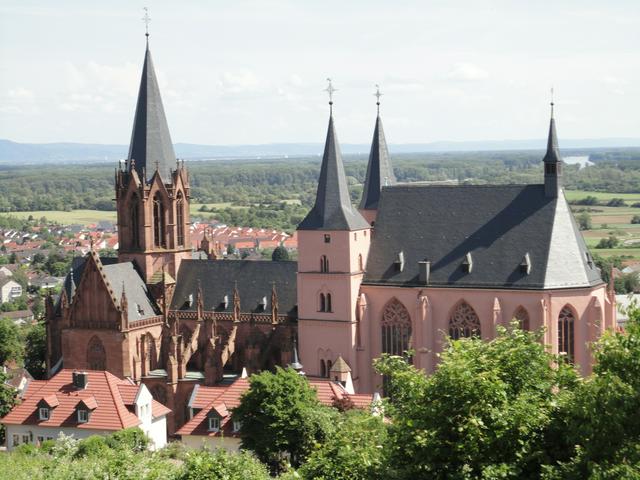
[359, 114, 396, 211]
[543, 101, 562, 198]
[298, 114, 369, 231]
[127, 42, 176, 184]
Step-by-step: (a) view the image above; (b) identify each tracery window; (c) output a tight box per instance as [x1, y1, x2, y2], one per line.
[130, 194, 140, 249]
[449, 301, 481, 339]
[381, 298, 412, 358]
[153, 193, 166, 248]
[558, 306, 575, 363]
[176, 192, 185, 247]
[87, 336, 106, 370]
[513, 306, 530, 331]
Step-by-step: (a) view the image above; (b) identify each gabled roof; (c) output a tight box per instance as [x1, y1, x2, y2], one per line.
[364, 184, 603, 290]
[0, 370, 170, 430]
[101, 262, 158, 320]
[176, 376, 375, 438]
[127, 43, 176, 184]
[298, 116, 369, 231]
[359, 115, 396, 211]
[170, 259, 297, 317]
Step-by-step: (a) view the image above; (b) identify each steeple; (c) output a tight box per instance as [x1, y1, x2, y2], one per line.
[127, 39, 176, 184]
[298, 84, 368, 231]
[543, 98, 562, 198]
[359, 86, 395, 213]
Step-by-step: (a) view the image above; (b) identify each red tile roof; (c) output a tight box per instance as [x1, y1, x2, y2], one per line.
[188, 385, 228, 409]
[176, 377, 374, 438]
[1, 370, 168, 431]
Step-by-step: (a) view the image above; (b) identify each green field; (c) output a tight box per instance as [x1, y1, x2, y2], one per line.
[565, 190, 640, 203]
[1, 210, 117, 225]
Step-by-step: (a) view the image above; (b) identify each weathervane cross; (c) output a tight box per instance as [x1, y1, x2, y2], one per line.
[142, 7, 151, 38]
[374, 84, 383, 114]
[325, 78, 337, 114]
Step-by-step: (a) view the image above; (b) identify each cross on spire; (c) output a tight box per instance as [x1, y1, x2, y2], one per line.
[325, 78, 337, 115]
[142, 7, 151, 41]
[374, 84, 383, 115]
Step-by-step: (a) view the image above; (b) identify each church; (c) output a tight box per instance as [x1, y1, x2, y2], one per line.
[45, 37, 616, 434]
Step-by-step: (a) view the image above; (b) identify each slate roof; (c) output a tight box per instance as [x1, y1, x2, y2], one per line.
[364, 184, 603, 290]
[298, 116, 369, 231]
[0, 370, 169, 430]
[101, 262, 159, 320]
[543, 110, 561, 164]
[359, 115, 396, 211]
[127, 43, 176, 183]
[170, 259, 298, 316]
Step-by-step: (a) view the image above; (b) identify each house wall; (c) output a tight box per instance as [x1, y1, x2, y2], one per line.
[180, 434, 241, 452]
[354, 283, 615, 393]
[1, 280, 22, 303]
[4, 425, 113, 451]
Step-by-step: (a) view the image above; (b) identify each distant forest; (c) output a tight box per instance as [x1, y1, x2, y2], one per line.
[1, 148, 639, 231]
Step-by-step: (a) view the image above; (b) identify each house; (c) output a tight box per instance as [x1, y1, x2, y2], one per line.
[0, 276, 22, 303]
[2, 366, 34, 399]
[0, 266, 13, 277]
[177, 364, 375, 451]
[0, 369, 170, 451]
[30, 275, 63, 290]
[1, 309, 34, 325]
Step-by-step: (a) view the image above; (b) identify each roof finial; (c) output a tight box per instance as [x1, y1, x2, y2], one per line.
[550, 86, 554, 119]
[374, 84, 383, 116]
[325, 78, 337, 115]
[142, 7, 151, 44]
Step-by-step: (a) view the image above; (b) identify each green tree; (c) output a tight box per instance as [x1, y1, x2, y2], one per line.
[543, 303, 640, 478]
[0, 370, 17, 444]
[0, 318, 22, 365]
[233, 367, 337, 471]
[375, 325, 577, 480]
[24, 322, 47, 379]
[298, 410, 387, 480]
[177, 448, 270, 480]
[577, 212, 592, 230]
[8, 253, 17, 264]
[632, 215, 640, 224]
[271, 246, 290, 261]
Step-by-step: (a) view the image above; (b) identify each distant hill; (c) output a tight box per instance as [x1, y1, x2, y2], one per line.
[1, 137, 640, 165]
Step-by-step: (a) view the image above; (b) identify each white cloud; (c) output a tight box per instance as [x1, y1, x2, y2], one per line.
[447, 63, 489, 82]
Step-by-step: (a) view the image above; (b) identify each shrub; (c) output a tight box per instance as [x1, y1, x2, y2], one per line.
[176, 448, 270, 480]
[607, 198, 627, 207]
[105, 427, 149, 452]
[75, 435, 109, 458]
[631, 215, 640, 224]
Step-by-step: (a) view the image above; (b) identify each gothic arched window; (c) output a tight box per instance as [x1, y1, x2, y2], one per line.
[358, 254, 364, 271]
[320, 359, 326, 378]
[130, 194, 140, 249]
[153, 193, 166, 248]
[449, 301, 481, 340]
[381, 298, 412, 357]
[558, 306, 575, 363]
[319, 293, 326, 312]
[326, 359, 332, 377]
[320, 255, 329, 273]
[514, 306, 530, 331]
[87, 336, 106, 370]
[326, 293, 332, 312]
[176, 191, 185, 247]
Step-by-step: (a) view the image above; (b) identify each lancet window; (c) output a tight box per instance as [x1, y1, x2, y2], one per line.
[558, 306, 575, 363]
[176, 192, 185, 247]
[449, 301, 481, 339]
[513, 306, 530, 331]
[153, 193, 166, 248]
[381, 298, 412, 358]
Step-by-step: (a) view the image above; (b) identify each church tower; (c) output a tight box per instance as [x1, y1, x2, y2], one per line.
[543, 101, 562, 198]
[116, 38, 192, 283]
[358, 86, 396, 225]
[297, 83, 371, 381]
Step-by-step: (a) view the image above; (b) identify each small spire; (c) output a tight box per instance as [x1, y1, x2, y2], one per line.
[142, 7, 151, 45]
[374, 84, 383, 116]
[289, 338, 304, 373]
[325, 78, 337, 115]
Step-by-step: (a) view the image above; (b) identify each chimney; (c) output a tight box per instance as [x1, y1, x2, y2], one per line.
[418, 261, 431, 285]
[72, 371, 89, 390]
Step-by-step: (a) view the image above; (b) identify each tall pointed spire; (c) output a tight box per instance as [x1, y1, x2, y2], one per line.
[298, 82, 368, 231]
[543, 94, 562, 198]
[359, 85, 396, 212]
[127, 34, 176, 184]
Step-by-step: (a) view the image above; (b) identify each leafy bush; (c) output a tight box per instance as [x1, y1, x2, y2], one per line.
[75, 435, 109, 458]
[607, 198, 627, 207]
[105, 427, 149, 452]
[595, 236, 619, 249]
[176, 448, 270, 480]
[631, 215, 640, 224]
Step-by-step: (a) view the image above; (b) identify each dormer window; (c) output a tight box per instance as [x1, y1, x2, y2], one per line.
[77, 409, 89, 423]
[394, 251, 405, 272]
[520, 253, 532, 275]
[208, 416, 220, 432]
[462, 252, 473, 273]
[39, 407, 50, 421]
[136, 303, 144, 316]
[259, 296, 268, 311]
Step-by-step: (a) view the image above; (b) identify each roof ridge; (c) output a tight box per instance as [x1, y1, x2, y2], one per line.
[104, 371, 137, 429]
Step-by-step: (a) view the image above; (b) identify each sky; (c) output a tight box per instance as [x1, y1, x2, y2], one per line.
[0, 0, 638, 145]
